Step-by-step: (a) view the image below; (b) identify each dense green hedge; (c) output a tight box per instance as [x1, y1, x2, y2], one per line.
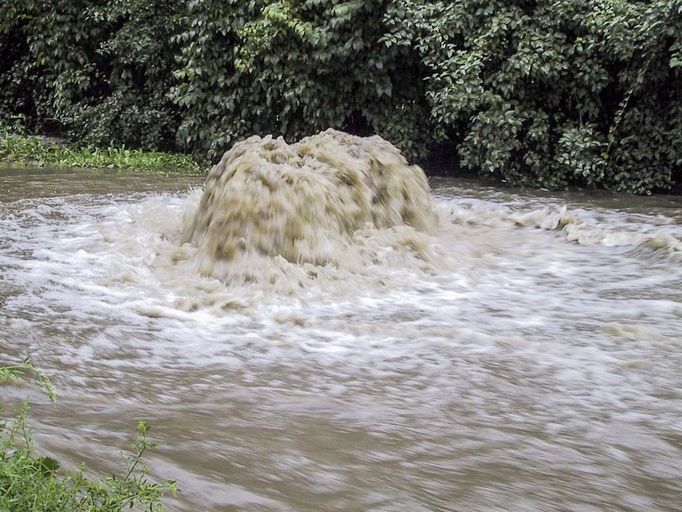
[0, 0, 181, 151]
[1, 0, 680, 192]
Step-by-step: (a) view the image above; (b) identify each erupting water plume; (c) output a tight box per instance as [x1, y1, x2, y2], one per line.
[182, 130, 438, 266]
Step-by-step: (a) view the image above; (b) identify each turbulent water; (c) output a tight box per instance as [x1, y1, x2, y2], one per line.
[184, 130, 437, 285]
[1, 161, 682, 511]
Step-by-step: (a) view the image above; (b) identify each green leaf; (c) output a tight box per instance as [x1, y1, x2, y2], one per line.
[37, 456, 61, 475]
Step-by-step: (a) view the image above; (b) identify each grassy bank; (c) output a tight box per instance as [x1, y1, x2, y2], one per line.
[1, 361, 175, 512]
[0, 127, 202, 175]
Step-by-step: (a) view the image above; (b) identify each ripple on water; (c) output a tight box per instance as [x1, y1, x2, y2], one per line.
[1, 171, 681, 511]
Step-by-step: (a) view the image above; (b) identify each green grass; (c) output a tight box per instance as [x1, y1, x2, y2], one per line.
[1, 360, 176, 512]
[0, 126, 203, 175]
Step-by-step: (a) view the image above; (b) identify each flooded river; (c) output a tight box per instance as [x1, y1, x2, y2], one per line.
[1, 166, 681, 511]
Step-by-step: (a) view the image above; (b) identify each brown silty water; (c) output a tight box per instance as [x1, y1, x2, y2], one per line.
[1, 132, 681, 511]
[182, 130, 438, 290]
[186, 130, 436, 261]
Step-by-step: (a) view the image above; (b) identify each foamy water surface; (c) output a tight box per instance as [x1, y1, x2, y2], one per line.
[1, 168, 681, 511]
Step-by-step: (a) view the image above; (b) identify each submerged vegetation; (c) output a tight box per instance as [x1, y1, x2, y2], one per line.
[0, 360, 175, 511]
[0, 0, 680, 192]
[0, 125, 201, 174]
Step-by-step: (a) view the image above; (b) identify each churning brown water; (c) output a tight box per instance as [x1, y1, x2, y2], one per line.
[184, 130, 437, 269]
[1, 144, 682, 511]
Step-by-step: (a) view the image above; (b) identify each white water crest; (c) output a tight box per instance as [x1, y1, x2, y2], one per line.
[182, 130, 437, 288]
[1, 161, 681, 511]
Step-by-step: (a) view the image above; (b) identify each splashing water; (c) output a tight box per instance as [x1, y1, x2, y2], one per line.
[1, 158, 681, 512]
[183, 130, 437, 276]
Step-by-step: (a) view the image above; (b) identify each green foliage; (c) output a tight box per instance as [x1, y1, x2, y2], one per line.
[0, 127, 201, 174]
[383, 0, 681, 193]
[171, 0, 431, 161]
[1, 361, 176, 512]
[0, 0, 183, 151]
[0, 359, 56, 404]
[0, 0, 679, 192]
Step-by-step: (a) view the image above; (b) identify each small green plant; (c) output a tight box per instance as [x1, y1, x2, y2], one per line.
[0, 126, 202, 175]
[0, 359, 56, 403]
[1, 359, 176, 512]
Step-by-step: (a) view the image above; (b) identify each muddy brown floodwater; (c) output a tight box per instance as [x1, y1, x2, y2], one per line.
[1, 166, 681, 511]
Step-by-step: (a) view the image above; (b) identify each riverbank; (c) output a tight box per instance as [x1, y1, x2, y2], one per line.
[0, 127, 203, 175]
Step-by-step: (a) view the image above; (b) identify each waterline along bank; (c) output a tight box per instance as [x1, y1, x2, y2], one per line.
[0, 127, 202, 175]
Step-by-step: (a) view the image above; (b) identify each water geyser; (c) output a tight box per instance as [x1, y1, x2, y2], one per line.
[183, 129, 438, 265]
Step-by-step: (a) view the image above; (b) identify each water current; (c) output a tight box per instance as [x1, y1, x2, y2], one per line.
[1, 158, 681, 511]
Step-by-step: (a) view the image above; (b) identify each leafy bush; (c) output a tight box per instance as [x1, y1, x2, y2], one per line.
[383, 0, 681, 193]
[1, 360, 176, 512]
[0, 0, 182, 150]
[0, 0, 679, 192]
[170, 0, 431, 161]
